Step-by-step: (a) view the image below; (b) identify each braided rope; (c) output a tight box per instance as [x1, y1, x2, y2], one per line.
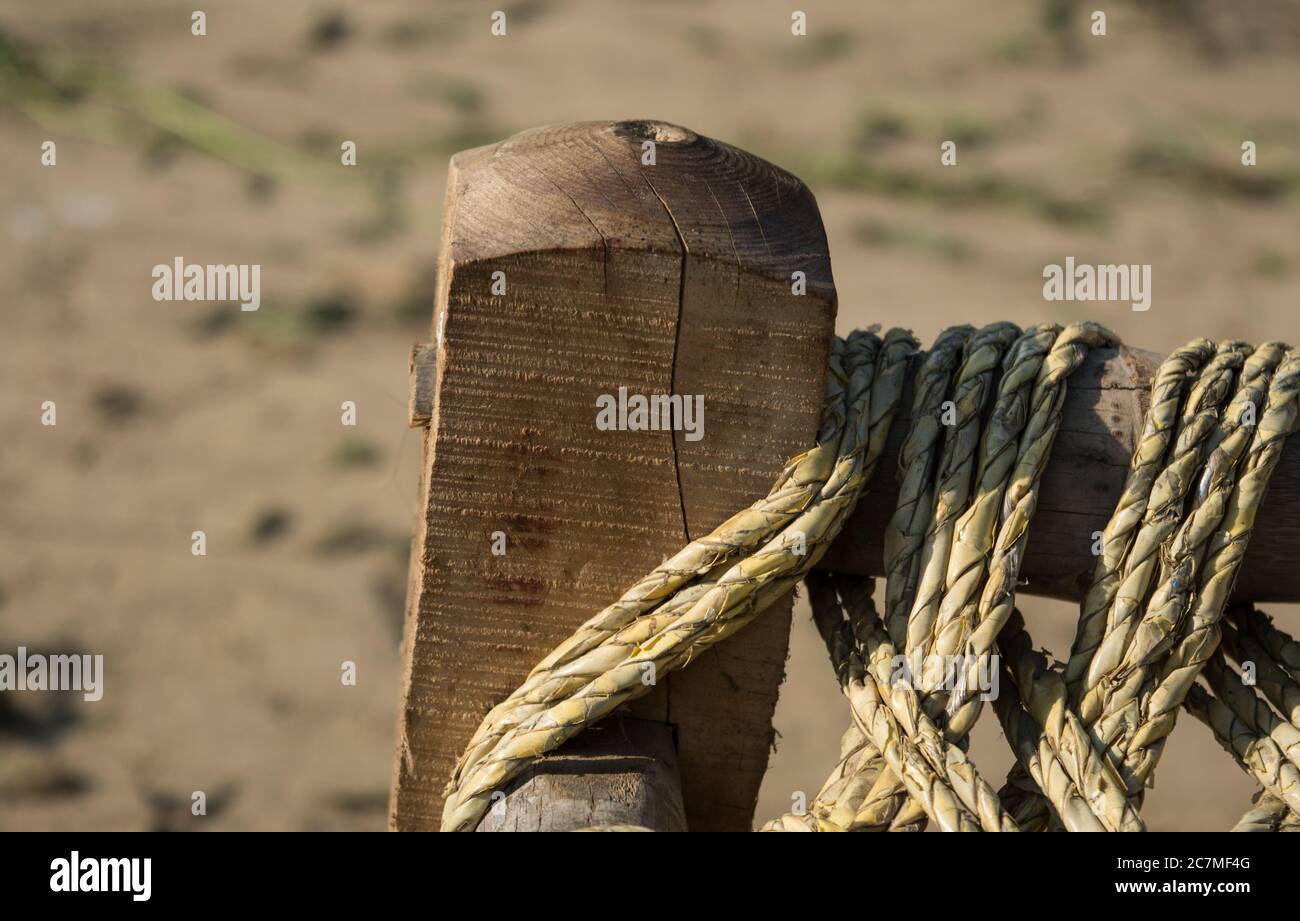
[809, 322, 1118, 833]
[791, 321, 1024, 833]
[766, 572, 1019, 831]
[441, 323, 1300, 832]
[997, 343, 1299, 829]
[1232, 791, 1300, 833]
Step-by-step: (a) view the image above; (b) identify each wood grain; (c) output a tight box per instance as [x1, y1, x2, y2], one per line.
[390, 121, 835, 831]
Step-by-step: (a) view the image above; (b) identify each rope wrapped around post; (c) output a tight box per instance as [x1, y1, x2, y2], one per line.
[442, 321, 1300, 832]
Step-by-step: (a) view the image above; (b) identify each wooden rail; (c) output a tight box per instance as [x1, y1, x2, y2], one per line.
[409, 342, 1300, 608]
[819, 345, 1300, 603]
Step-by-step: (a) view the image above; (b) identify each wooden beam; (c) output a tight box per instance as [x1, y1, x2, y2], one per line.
[391, 121, 835, 832]
[475, 717, 686, 832]
[817, 344, 1300, 602]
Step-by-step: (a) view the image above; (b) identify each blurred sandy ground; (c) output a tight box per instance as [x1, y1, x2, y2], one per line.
[1, 0, 1299, 830]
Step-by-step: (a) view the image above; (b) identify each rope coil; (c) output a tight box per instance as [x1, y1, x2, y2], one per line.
[442, 322, 1300, 832]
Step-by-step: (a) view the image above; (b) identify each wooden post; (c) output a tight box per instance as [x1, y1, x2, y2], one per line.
[818, 344, 1300, 602]
[391, 121, 836, 831]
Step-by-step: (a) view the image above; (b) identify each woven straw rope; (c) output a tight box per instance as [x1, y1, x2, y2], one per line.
[442, 323, 1300, 832]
